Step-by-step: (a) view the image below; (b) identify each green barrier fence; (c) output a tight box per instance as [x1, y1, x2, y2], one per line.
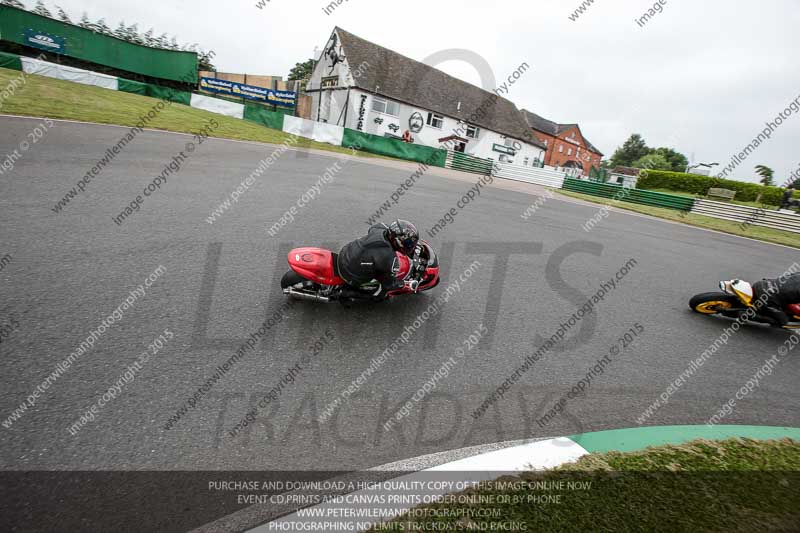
[342, 129, 447, 167]
[448, 151, 494, 175]
[0, 50, 22, 71]
[0, 5, 197, 83]
[243, 104, 286, 131]
[589, 167, 609, 182]
[562, 178, 695, 211]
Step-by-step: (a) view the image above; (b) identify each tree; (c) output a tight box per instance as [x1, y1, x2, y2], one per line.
[95, 17, 112, 35]
[1, 1, 27, 9]
[155, 32, 169, 49]
[198, 50, 216, 71]
[32, 0, 52, 17]
[55, 5, 71, 22]
[288, 59, 314, 82]
[610, 134, 650, 168]
[78, 12, 92, 29]
[755, 165, 775, 186]
[113, 21, 127, 40]
[652, 147, 689, 173]
[126, 24, 143, 44]
[142, 28, 156, 47]
[169, 36, 180, 50]
[632, 153, 672, 171]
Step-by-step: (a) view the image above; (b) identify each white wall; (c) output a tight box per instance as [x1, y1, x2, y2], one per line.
[342, 89, 545, 164]
[307, 30, 353, 125]
[189, 94, 244, 119]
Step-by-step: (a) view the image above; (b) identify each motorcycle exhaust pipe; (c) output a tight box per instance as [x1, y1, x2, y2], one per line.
[283, 288, 331, 303]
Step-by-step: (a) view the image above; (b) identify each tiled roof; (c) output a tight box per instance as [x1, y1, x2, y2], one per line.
[336, 28, 545, 149]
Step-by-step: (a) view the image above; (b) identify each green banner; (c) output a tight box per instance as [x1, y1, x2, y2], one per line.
[342, 129, 447, 167]
[146, 84, 191, 106]
[117, 78, 148, 95]
[243, 104, 286, 131]
[117, 78, 191, 105]
[0, 5, 197, 83]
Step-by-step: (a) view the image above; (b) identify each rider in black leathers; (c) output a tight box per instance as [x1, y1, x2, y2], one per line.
[781, 187, 800, 210]
[753, 273, 800, 328]
[337, 220, 419, 300]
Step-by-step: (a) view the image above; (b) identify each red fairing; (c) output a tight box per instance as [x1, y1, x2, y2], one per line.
[787, 303, 800, 317]
[386, 260, 440, 297]
[288, 248, 346, 286]
[423, 267, 439, 289]
[395, 253, 411, 279]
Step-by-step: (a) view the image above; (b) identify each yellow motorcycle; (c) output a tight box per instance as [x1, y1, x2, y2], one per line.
[689, 279, 800, 328]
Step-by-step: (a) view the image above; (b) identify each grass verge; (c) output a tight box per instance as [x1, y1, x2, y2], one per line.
[555, 188, 800, 249]
[373, 438, 800, 532]
[0, 67, 384, 160]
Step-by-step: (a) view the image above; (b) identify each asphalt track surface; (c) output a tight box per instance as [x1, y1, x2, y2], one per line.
[1, 116, 798, 527]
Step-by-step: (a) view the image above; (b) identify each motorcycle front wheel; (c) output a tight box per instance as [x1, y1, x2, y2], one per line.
[689, 292, 741, 314]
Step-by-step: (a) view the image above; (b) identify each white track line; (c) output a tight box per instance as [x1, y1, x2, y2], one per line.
[249, 438, 588, 532]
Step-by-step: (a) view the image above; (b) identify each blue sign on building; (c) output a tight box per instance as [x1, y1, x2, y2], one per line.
[23, 29, 66, 54]
[199, 77, 296, 109]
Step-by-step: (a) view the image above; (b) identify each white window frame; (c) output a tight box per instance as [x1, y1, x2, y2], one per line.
[568, 148, 573, 156]
[372, 97, 400, 117]
[427, 112, 444, 129]
[321, 76, 338, 88]
[558, 144, 564, 153]
[465, 124, 480, 139]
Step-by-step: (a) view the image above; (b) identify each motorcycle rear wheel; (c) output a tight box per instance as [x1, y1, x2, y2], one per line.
[281, 270, 311, 290]
[689, 292, 740, 314]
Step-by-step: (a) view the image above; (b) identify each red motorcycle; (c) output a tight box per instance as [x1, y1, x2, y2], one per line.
[280, 241, 440, 303]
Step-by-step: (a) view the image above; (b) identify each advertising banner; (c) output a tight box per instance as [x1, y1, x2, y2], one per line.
[199, 77, 296, 108]
[23, 29, 66, 54]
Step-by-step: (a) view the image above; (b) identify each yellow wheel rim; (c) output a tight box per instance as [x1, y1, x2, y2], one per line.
[695, 301, 733, 314]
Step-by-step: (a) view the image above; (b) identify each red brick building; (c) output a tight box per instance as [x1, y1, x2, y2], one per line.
[521, 109, 603, 176]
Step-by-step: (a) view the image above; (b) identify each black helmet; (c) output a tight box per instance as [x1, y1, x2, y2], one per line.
[387, 219, 419, 255]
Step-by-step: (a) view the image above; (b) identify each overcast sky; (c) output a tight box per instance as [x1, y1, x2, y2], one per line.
[46, 0, 800, 183]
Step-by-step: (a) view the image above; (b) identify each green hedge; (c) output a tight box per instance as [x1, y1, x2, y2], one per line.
[637, 169, 794, 206]
[342, 129, 447, 167]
